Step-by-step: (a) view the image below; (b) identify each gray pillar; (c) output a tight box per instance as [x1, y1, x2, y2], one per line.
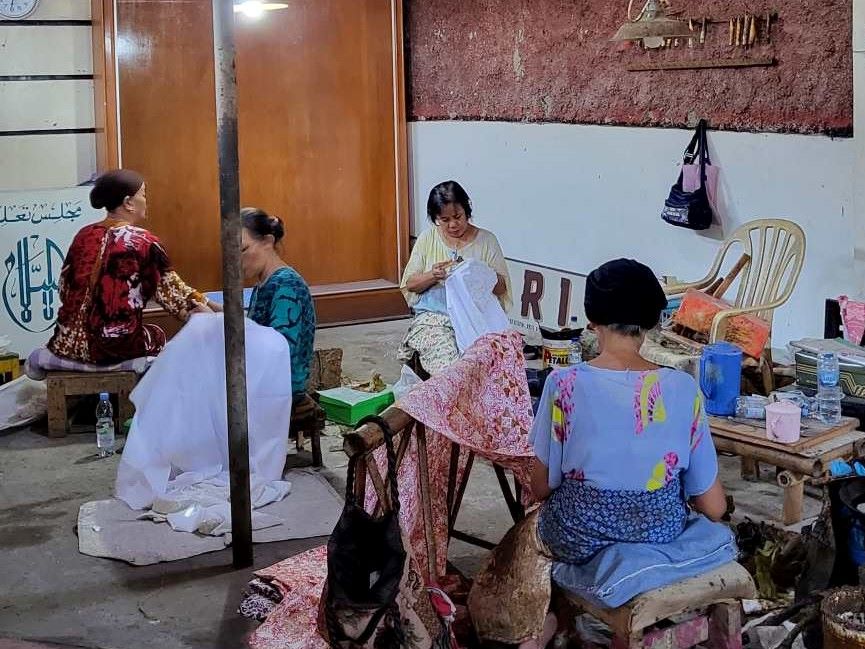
[212, 0, 253, 568]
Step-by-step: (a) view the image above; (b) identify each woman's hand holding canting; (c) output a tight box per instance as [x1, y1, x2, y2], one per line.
[430, 261, 450, 282]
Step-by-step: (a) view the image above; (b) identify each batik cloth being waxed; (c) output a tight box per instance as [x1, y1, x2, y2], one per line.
[245, 331, 536, 649]
[372, 329, 536, 579]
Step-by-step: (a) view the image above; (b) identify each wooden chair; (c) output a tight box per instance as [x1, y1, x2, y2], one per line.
[643, 218, 806, 394]
[344, 406, 525, 576]
[46, 370, 137, 438]
[557, 562, 756, 649]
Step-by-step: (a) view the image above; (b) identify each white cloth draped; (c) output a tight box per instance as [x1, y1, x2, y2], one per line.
[445, 259, 511, 353]
[116, 314, 293, 523]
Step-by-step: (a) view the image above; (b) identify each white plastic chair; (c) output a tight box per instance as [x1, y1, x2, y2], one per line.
[648, 219, 806, 393]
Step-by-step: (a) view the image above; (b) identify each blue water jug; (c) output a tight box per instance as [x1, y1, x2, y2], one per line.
[699, 342, 742, 416]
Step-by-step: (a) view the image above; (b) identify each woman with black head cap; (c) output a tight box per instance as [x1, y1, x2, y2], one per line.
[48, 169, 212, 364]
[472, 260, 732, 648]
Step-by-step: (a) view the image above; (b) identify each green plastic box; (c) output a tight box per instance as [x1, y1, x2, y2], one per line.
[317, 386, 395, 426]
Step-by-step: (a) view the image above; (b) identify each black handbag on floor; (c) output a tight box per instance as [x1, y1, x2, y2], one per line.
[661, 119, 714, 230]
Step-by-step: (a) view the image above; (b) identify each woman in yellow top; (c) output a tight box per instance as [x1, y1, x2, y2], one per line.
[399, 181, 511, 375]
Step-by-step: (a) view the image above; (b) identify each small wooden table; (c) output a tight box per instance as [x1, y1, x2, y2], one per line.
[709, 415, 865, 525]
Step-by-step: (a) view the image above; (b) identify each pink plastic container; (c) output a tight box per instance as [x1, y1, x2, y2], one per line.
[765, 400, 801, 444]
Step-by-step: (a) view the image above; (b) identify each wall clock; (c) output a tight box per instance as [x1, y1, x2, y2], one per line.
[0, 0, 40, 20]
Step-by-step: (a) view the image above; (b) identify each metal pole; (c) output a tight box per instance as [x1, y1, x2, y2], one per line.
[211, 0, 253, 569]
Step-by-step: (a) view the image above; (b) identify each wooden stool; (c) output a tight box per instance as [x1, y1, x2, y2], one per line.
[558, 562, 756, 649]
[46, 371, 137, 438]
[290, 393, 325, 467]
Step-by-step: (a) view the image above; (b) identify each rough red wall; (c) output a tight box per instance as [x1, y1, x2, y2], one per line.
[406, 0, 852, 135]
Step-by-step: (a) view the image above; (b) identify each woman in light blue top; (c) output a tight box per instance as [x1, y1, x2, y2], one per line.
[530, 259, 726, 545]
[398, 181, 511, 375]
[523, 259, 730, 648]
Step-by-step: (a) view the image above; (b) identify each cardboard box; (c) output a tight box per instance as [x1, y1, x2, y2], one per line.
[317, 386, 395, 426]
[0, 354, 21, 386]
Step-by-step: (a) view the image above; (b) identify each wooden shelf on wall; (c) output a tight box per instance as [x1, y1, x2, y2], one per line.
[311, 282, 410, 328]
[627, 57, 775, 72]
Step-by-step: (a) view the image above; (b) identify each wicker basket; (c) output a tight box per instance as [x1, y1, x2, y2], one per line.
[822, 587, 865, 649]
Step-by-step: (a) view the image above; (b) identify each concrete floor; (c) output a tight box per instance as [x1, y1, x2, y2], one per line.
[0, 320, 820, 649]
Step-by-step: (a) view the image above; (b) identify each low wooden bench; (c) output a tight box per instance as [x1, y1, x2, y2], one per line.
[46, 371, 137, 438]
[710, 415, 865, 525]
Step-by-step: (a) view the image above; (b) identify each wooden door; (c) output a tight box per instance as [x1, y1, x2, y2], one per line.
[95, 0, 409, 325]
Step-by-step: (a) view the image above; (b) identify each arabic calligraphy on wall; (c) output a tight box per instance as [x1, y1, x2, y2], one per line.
[0, 201, 85, 225]
[0, 187, 102, 355]
[3, 235, 64, 333]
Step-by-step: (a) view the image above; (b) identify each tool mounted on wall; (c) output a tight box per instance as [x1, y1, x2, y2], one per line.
[627, 57, 774, 71]
[611, 0, 692, 42]
[727, 12, 778, 48]
[622, 8, 780, 66]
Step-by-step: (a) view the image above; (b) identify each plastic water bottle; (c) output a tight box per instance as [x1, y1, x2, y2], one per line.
[735, 395, 767, 419]
[817, 352, 843, 425]
[95, 392, 115, 457]
[818, 352, 840, 388]
[568, 317, 583, 365]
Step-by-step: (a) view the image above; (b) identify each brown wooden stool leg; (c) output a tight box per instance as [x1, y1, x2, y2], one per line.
[311, 424, 323, 468]
[612, 632, 644, 649]
[46, 377, 67, 438]
[778, 470, 805, 526]
[117, 388, 134, 432]
[708, 603, 743, 649]
[310, 399, 324, 468]
[740, 457, 759, 481]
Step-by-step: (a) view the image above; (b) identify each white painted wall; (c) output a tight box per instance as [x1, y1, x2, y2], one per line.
[409, 121, 856, 345]
[854, 0, 865, 296]
[0, 1, 96, 190]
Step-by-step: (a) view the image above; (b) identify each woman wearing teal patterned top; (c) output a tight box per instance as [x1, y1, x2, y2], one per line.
[241, 208, 316, 395]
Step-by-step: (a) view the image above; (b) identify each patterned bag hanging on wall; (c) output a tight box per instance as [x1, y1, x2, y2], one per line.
[661, 119, 714, 230]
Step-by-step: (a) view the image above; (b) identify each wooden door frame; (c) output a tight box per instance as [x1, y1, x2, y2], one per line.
[389, 0, 410, 285]
[91, 0, 120, 171]
[91, 0, 411, 326]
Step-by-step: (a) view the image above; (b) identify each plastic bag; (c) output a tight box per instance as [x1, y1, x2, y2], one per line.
[393, 364, 423, 401]
[682, 162, 719, 210]
[571, 613, 611, 647]
[0, 376, 47, 431]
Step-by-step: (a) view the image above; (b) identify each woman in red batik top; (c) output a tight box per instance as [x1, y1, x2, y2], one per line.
[48, 169, 213, 364]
